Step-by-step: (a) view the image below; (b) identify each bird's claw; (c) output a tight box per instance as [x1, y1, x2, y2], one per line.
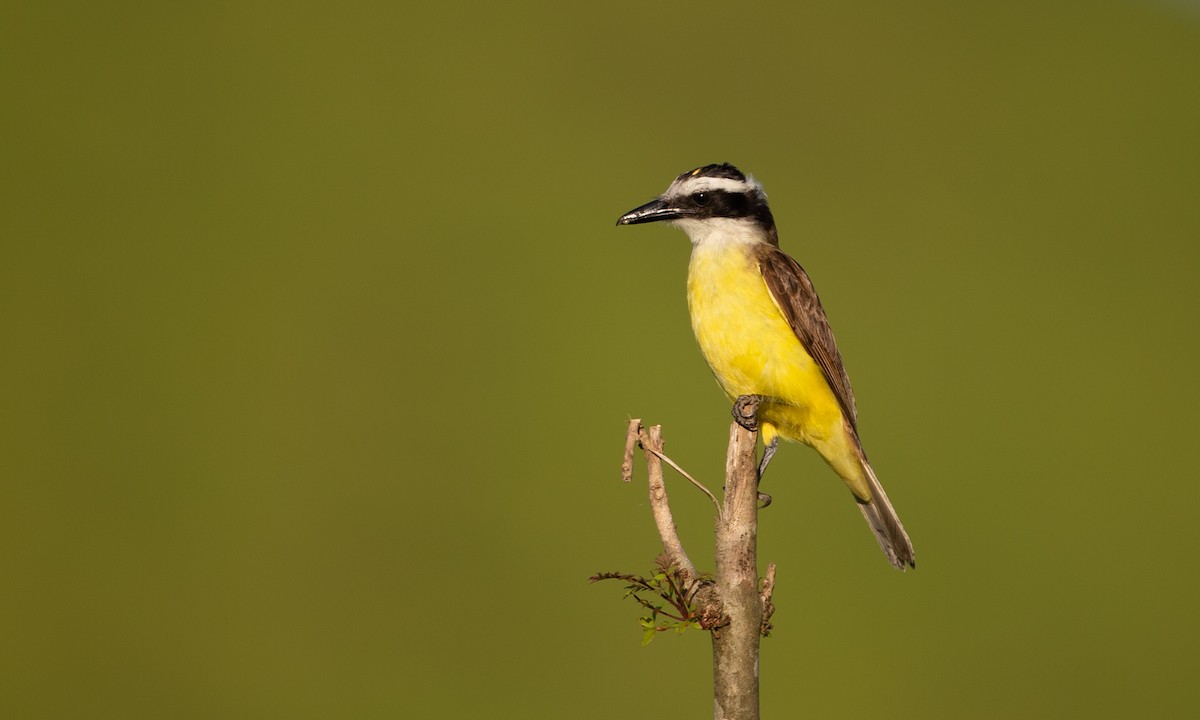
[732, 395, 760, 432]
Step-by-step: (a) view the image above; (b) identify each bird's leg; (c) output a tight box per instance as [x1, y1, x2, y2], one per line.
[756, 437, 778, 507]
[732, 396, 776, 507]
[757, 436, 778, 480]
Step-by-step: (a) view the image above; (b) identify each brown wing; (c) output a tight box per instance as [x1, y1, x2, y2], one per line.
[756, 244, 859, 430]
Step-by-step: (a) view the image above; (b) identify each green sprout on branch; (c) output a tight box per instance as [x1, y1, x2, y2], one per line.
[590, 554, 715, 646]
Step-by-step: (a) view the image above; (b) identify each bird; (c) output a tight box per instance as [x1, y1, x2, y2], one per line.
[616, 163, 914, 569]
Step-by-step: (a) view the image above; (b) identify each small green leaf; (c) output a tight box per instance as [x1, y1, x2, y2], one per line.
[641, 625, 657, 646]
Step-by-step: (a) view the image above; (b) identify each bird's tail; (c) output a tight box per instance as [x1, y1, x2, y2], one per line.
[856, 458, 915, 570]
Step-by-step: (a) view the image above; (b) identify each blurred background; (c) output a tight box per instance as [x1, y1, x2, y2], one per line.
[3, 1, 1198, 717]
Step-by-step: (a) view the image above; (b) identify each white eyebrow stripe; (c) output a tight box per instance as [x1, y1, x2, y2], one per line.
[668, 176, 755, 197]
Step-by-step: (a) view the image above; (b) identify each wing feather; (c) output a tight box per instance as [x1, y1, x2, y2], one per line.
[756, 245, 859, 429]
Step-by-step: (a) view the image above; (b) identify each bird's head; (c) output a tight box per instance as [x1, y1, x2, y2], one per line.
[616, 163, 778, 246]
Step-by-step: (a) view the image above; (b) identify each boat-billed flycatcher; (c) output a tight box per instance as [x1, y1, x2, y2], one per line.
[617, 163, 915, 569]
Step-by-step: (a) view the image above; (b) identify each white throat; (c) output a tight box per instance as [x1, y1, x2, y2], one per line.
[674, 217, 766, 249]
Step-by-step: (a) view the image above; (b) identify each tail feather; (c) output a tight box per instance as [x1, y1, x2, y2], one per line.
[857, 459, 915, 570]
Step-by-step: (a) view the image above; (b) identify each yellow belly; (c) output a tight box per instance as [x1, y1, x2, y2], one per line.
[687, 243, 868, 497]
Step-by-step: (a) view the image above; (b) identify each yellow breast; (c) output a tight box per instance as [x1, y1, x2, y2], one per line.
[686, 242, 846, 448]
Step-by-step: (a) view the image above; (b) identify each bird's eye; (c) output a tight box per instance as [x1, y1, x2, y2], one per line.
[694, 192, 709, 206]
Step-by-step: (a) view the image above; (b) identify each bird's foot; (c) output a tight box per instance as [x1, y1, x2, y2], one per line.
[732, 395, 761, 432]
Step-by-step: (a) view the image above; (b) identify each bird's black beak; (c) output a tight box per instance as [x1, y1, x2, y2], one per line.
[616, 197, 684, 226]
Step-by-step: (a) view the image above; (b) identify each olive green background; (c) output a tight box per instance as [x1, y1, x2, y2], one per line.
[3, 1, 1198, 718]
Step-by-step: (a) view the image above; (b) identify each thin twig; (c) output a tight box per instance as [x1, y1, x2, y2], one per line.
[638, 424, 697, 580]
[759, 562, 777, 636]
[638, 438, 722, 515]
[759, 562, 777, 606]
[621, 418, 640, 483]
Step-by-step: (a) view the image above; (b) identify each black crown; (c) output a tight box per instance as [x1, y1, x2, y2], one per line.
[677, 163, 746, 184]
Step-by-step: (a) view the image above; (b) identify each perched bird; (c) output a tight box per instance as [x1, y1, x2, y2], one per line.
[616, 163, 914, 569]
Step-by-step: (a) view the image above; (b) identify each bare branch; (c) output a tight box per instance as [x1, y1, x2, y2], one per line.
[638, 424, 697, 580]
[759, 562, 777, 637]
[712, 397, 763, 720]
[621, 418, 640, 483]
[605, 409, 773, 719]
